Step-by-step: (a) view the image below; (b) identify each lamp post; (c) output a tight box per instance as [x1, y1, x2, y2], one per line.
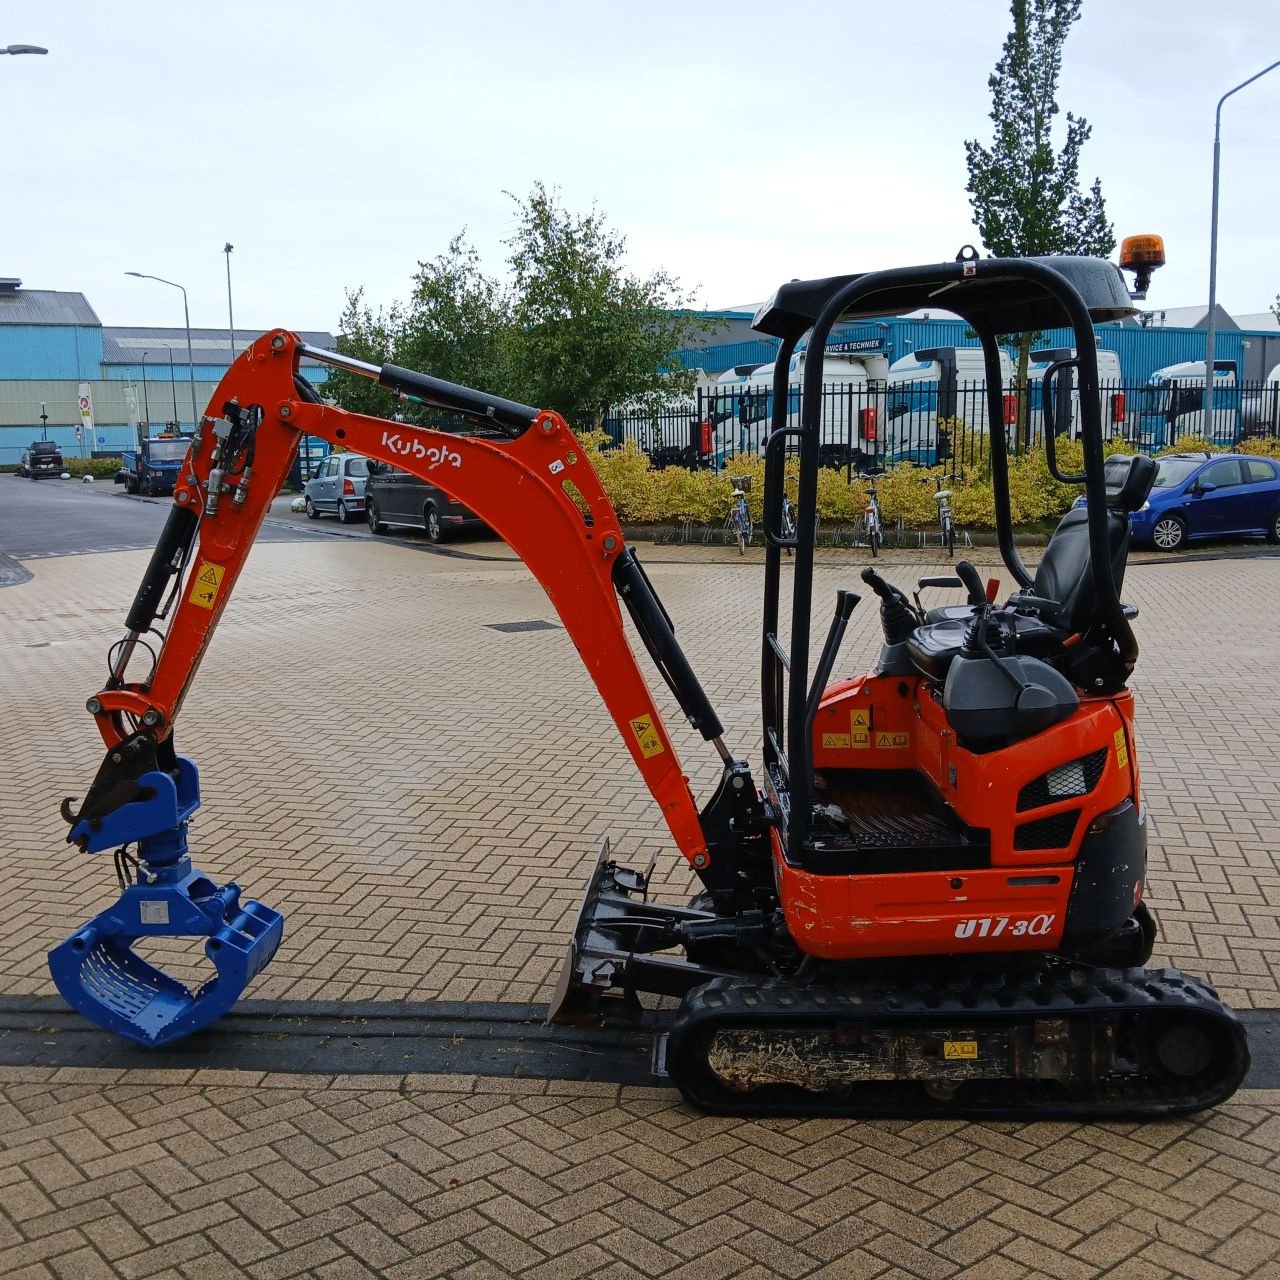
[125, 272, 197, 428]
[1204, 59, 1280, 417]
[39, 402, 47, 441]
[168, 349, 178, 425]
[223, 243, 236, 362]
[1, 44, 48, 55]
[139, 351, 150, 426]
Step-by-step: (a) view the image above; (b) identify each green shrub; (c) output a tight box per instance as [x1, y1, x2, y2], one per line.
[580, 429, 1280, 532]
[64, 456, 124, 478]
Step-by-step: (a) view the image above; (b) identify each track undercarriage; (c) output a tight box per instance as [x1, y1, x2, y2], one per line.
[550, 848, 1251, 1119]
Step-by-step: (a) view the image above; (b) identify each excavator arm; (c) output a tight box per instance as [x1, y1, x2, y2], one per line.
[50, 331, 733, 1044]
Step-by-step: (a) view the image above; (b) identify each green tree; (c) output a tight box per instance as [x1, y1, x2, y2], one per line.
[964, 0, 1115, 448]
[504, 182, 714, 427]
[323, 287, 403, 421]
[395, 233, 521, 420]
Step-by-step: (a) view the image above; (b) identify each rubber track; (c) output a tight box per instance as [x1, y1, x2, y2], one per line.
[666, 964, 1251, 1119]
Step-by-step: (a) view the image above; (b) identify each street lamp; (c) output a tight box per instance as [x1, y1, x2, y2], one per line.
[167, 349, 178, 425]
[1, 44, 48, 55]
[139, 351, 150, 426]
[1204, 59, 1280, 416]
[223, 243, 236, 362]
[39, 402, 48, 441]
[125, 272, 197, 428]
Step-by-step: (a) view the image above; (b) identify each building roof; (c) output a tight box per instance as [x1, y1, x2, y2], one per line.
[102, 327, 338, 366]
[0, 282, 100, 326]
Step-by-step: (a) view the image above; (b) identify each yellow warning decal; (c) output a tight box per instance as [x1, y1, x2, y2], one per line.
[852, 731, 871, 750]
[188, 560, 225, 611]
[822, 733, 852, 749]
[630, 715, 666, 759]
[875, 732, 910, 749]
[850, 709, 871, 731]
[1114, 727, 1129, 769]
[943, 1041, 979, 1060]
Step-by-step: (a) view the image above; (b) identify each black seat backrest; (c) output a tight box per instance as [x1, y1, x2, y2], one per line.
[1031, 454, 1156, 635]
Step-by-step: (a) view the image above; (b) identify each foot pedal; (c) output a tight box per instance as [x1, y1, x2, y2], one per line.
[48, 869, 283, 1046]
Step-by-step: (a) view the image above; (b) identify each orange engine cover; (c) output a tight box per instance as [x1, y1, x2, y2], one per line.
[780, 673, 1139, 960]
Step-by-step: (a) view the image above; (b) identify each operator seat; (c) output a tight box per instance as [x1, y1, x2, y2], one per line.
[906, 454, 1156, 682]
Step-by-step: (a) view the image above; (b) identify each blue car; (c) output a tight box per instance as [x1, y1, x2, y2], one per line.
[1075, 452, 1280, 552]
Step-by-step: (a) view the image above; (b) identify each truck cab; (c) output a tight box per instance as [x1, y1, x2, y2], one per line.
[1028, 347, 1125, 441]
[885, 346, 1013, 463]
[116, 431, 191, 497]
[749, 348, 888, 469]
[1138, 359, 1238, 448]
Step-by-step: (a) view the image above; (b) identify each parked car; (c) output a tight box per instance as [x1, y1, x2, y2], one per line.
[18, 441, 63, 479]
[302, 453, 368, 523]
[1075, 452, 1280, 551]
[364, 461, 485, 542]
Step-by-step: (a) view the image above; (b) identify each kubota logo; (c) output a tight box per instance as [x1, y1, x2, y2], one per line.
[380, 431, 461, 470]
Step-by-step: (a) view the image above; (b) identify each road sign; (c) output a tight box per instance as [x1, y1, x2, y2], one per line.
[97, 434, 106, 445]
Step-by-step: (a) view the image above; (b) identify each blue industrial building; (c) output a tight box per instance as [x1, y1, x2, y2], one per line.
[677, 303, 1280, 386]
[0, 277, 334, 465]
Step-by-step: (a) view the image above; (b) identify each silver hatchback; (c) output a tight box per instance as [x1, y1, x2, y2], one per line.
[303, 453, 369, 523]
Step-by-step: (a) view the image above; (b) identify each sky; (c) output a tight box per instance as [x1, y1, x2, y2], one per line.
[4, 0, 1279, 337]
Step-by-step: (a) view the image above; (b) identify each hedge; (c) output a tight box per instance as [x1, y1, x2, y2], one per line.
[579, 430, 1280, 532]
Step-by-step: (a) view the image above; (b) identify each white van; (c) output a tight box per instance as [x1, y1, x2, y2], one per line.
[884, 346, 1014, 464]
[1137, 360, 1238, 447]
[1027, 347, 1125, 440]
[745, 349, 888, 468]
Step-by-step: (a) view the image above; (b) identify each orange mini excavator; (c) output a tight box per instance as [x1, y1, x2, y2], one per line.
[49, 243, 1249, 1116]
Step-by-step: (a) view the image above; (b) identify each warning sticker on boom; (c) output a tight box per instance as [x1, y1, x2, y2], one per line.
[188, 561, 225, 610]
[943, 1040, 978, 1060]
[1114, 727, 1129, 769]
[630, 715, 665, 758]
[822, 733, 852, 749]
[875, 732, 910, 749]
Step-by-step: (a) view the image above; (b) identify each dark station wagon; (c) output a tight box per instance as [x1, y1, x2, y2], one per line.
[364, 461, 485, 543]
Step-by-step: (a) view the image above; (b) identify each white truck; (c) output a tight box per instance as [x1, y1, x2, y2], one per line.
[1027, 347, 1125, 441]
[743, 348, 888, 468]
[1137, 359, 1238, 448]
[884, 346, 1014, 464]
[1241, 364, 1280, 439]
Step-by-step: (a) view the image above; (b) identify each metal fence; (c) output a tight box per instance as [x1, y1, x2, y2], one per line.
[602, 380, 1280, 476]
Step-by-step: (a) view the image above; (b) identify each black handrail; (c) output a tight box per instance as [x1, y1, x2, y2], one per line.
[760, 334, 801, 774]
[1040, 357, 1087, 484]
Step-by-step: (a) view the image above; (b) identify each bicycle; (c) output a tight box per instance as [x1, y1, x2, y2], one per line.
[780, 489, 797, 556]
[860, 470, 884, 557]
[930, 475, 955, 558]
[725, 487, 753, 555]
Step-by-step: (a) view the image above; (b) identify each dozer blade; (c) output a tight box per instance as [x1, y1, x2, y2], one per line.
[48, 868, 283, 1047]
[663, 968, 1250, 1119]
[547, 840, 729, 1026]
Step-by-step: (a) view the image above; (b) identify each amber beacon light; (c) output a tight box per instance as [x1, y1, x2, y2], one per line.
[1119, 235, 1166, 299]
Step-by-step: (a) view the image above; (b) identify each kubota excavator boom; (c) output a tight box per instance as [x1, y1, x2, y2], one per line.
[50, 332, 757, 1044]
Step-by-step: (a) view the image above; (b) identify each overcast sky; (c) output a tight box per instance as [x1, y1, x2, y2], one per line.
[5, 1, 1278, 337]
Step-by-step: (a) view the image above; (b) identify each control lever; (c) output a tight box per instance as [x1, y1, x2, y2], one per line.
[955, 560, 988, 606]
[1009, 592, 1063, 614]
[860, 566, 920, 645]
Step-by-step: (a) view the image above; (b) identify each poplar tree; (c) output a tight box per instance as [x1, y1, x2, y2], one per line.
[965, 0, 1115, 447]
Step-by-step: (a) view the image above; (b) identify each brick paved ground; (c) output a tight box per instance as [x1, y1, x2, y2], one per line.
[1, 539, 1277, 1276]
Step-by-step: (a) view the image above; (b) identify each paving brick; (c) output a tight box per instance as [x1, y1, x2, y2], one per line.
[0, 546, 1279, 1280]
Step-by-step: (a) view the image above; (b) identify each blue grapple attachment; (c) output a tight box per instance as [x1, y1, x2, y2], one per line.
[49, 736, 282, 1045]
